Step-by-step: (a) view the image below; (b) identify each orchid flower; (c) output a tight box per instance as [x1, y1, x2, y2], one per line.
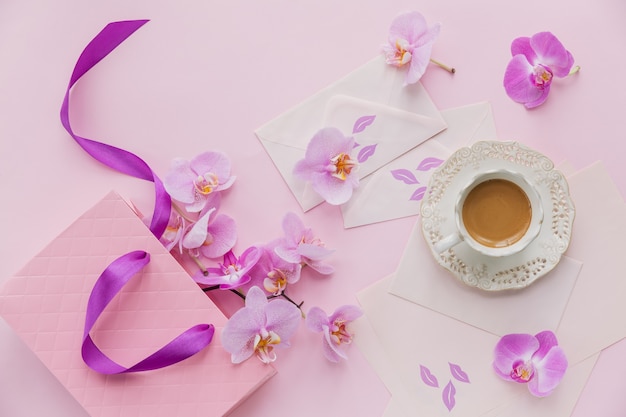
[306, 305, 363, 363]
[293, 127, 359, 205]
[504, 32, 579, 108]
[163, 151, 236, 213]
[247, 240, 303, 296]
[193, 247, 261, 290]
[382, 11, 445, 85]
[180, 204, 237, 259]
[493, 330, 568, 397]
[274, 212, 334, 274]
[158, 209, 187, 253]
[222, 286, 301, 364]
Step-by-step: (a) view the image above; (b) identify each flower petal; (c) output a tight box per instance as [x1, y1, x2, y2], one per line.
[182, 208, 214, 249]
[532, 330, 559, 362]
[190, 151, 232, 181]
[221, 306, 263, 364]
[322, 324, 347, 362]
[528, 346, 568, 397]
[297, 243, 334, 261]
[510, 36, 537, 64]
[200, 214, 237, 258]
[329, 304, 363, 323]
[503, 55, 545, 106]
[306, 306, 330, 333]
[311, 172, 358, 205]
[530, 32, 573, 77]
[163, 158, 195, 204]
[265, 298, 301, 340]
[493, 333, 540, 380]
[281, 212, 305, 245]
[388, 11, 428, 45]
[305, 259, 335, 275]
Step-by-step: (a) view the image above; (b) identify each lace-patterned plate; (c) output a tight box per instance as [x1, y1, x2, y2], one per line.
[420, 141, 575, 291]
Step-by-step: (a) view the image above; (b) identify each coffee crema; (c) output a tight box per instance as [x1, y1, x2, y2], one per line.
[461, 179, 532, 248]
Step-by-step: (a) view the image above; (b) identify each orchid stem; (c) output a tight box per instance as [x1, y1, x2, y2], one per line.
[268, 292, 306, 317]
[202, 285, 220, 292]
[568, 65, 581, 76]
[191, 255, 209, 276]
[430, 58, 456, 74]
[229, 289, 247, 301]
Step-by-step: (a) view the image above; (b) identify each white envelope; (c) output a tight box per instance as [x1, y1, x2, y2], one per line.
[355, 275, 599, 417]
[341, 102, 497, 228]
[255, 55, 447, 211]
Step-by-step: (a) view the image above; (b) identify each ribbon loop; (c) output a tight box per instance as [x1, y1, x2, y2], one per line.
[82, 251, 215, 374]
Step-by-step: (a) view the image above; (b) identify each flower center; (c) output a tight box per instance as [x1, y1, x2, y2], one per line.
[194, 173, 219, 195]
[254, 330, 281, 363]
[264, 269, 288, 295]
[532, 64, 553, 89]
[387, 38, 412, 67]
[511, 359, 535, 383]
[330, 153, 357, 181]
[330, 320, 353, 346]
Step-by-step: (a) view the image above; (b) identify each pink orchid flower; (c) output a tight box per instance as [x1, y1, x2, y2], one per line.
[274, 212, 334, 275]
[382, 11, 441, 85]
[193, 247, 261, 290]
[181, 205, 237, 259]
[222, 286, 301, 364]
[293, 127, 359, 205]
[163, 151, 236, 213]
[158, 209, 187, 253]
[493, 330, 568, 397]
[504, 32, 578, 108]
[247, 240, 303, 296]
[306, 305, 363, 363]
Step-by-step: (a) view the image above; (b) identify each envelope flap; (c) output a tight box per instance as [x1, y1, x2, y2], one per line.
[323, 95, 447, 178]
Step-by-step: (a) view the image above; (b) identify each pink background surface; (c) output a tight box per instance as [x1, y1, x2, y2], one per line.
[1, 1, 624, 416]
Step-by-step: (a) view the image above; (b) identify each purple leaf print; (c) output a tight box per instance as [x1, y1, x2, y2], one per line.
[410, 186, 427, 201]
[419, 365, 439, 388]
[357, 144, 377, 163]
[449, 363, 470, 383]
[416, 157, 444, 171]
[391, 169, 419, 185]
[442, 380, 457, 412]
[352, 115, 376, 133]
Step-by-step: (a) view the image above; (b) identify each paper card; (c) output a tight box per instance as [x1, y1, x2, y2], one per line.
[354, 276, 519, 416]
[341, 102, 497, 228]
[0, 192, 275, 417]
[554, 161, 626, 364]
[387, 217, 582, 337]
[356, 275, 599, 417]
[255, 55, 446, 212]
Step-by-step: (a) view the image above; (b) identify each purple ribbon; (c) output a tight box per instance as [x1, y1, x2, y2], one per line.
[83, 251, 214, 374]
[60, 19, 170, 239]
[62, 20, 214, 373]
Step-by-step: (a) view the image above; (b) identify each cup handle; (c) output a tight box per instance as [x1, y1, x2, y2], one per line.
[433, 232, 463, 253]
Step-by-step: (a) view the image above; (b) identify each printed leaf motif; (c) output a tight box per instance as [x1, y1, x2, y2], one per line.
[391, 169, 419, 185]
[419, 365, 439, 388]
[410, 186, 427, 201]
[442, 380, 457, 412]
[449, 363, 471, 383]
[353, 115, 376, 133]
[416, 157, 444, 171]
[357, 144, 377, 163]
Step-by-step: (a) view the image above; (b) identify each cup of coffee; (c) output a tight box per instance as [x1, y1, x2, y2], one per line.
[433, 169, 543, 257]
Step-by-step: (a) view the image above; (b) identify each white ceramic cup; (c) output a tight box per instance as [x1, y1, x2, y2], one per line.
[433, 169, 543, 257]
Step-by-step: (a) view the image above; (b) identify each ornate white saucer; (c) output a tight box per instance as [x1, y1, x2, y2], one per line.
[420, 140, 575, 291]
